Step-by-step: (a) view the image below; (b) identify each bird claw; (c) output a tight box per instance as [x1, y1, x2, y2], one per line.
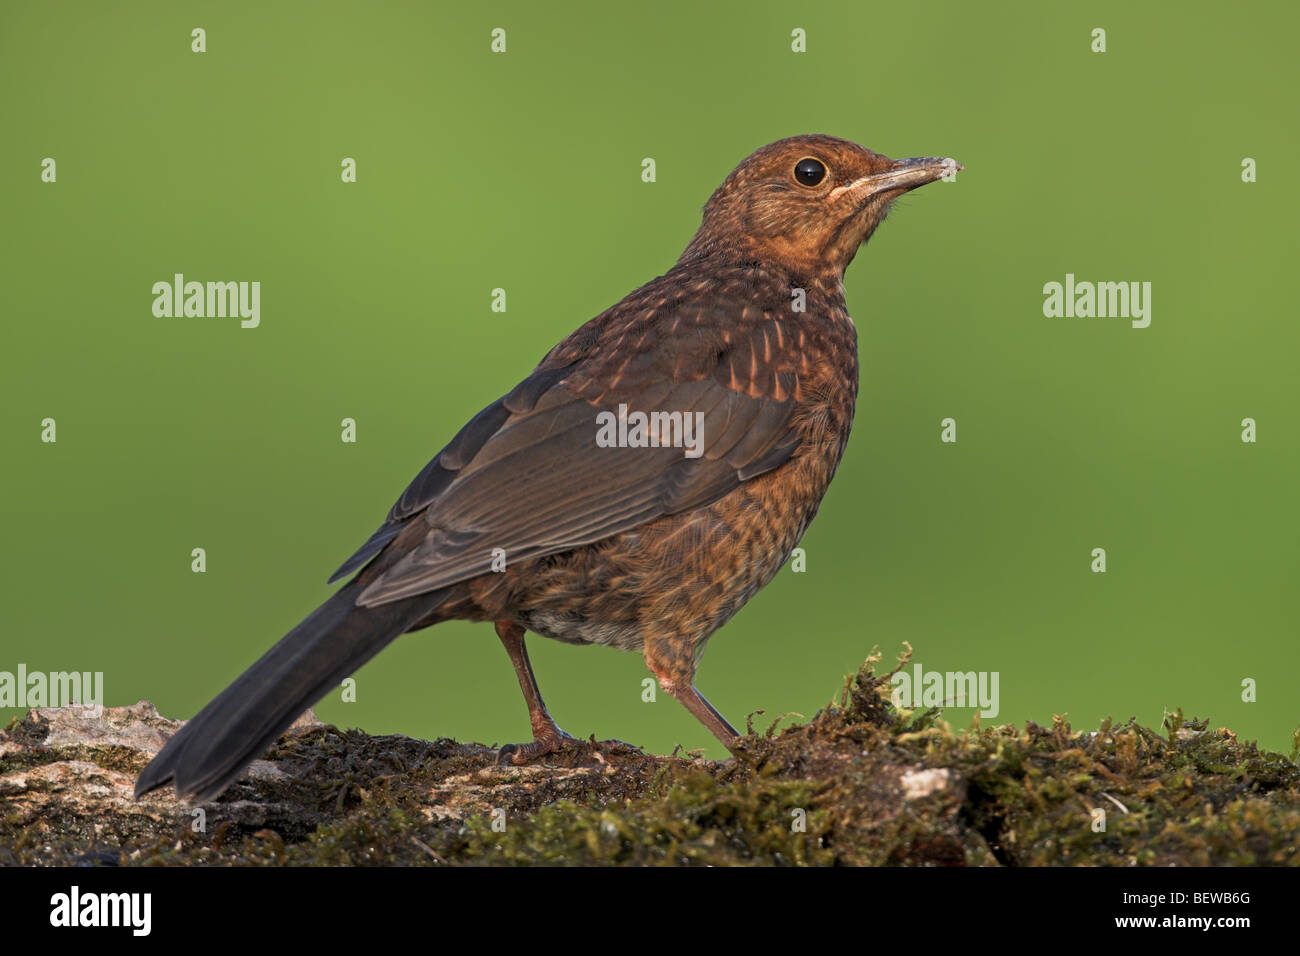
[496, 725, 577, 766]
[497, 729, 642, 767]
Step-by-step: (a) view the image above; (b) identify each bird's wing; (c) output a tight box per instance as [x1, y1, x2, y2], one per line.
[330, 283, 806, 607]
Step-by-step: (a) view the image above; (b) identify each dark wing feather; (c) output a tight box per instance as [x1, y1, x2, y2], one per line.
[330, 277, 808, 606]
[354, 377, 795, 606]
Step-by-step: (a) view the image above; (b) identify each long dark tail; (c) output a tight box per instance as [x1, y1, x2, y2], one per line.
[135, 578, 446, 803]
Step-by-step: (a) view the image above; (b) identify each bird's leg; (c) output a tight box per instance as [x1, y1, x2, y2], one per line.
[494, 620, 577, 765]
[645, 647, 741, 753]
[663, 680, 741, 752]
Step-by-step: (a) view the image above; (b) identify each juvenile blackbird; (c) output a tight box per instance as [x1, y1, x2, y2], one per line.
[136, 134, 960, 802]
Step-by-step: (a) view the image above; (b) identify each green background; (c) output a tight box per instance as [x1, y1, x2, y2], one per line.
[3, 1, 1296, 759]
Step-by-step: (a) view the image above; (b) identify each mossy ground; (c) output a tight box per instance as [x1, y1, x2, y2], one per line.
[3, 648, 1298, 866]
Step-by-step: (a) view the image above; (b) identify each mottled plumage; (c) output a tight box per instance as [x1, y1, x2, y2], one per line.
[136, 134, 959, 802]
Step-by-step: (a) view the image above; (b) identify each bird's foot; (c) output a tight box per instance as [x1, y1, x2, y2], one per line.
[497, 725, 578, 765]
[498, 727, 642, 767]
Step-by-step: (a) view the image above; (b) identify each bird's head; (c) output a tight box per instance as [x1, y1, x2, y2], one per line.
[680, 134, 960, 278]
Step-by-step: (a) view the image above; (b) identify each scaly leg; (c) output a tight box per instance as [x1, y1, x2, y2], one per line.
[645, 644, 741, 752]
[494, 620, 577, 765]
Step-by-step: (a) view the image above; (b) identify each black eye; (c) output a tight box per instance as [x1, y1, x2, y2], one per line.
[793, 157, 827, 187]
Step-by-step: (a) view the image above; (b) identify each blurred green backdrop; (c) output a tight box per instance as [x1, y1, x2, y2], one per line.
[2, 1, 1296, 759]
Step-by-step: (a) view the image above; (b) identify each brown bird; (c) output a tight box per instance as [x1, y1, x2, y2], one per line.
[135, 134, 960, 802]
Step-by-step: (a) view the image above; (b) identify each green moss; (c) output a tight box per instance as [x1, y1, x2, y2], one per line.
[438, 773, 830, 866]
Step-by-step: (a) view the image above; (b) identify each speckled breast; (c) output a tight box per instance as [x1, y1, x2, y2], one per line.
[513, 377, 857, 653]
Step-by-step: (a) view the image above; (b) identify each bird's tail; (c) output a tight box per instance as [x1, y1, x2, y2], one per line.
[134, 578, 446, 803]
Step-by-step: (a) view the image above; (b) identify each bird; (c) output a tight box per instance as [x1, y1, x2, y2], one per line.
[135, 134, 961, 803]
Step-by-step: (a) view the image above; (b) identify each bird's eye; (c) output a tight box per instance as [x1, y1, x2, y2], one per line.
[793, 157, 827, 187]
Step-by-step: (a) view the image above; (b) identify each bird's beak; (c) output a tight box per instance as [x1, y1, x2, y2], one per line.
[835, 156, 962, 202]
